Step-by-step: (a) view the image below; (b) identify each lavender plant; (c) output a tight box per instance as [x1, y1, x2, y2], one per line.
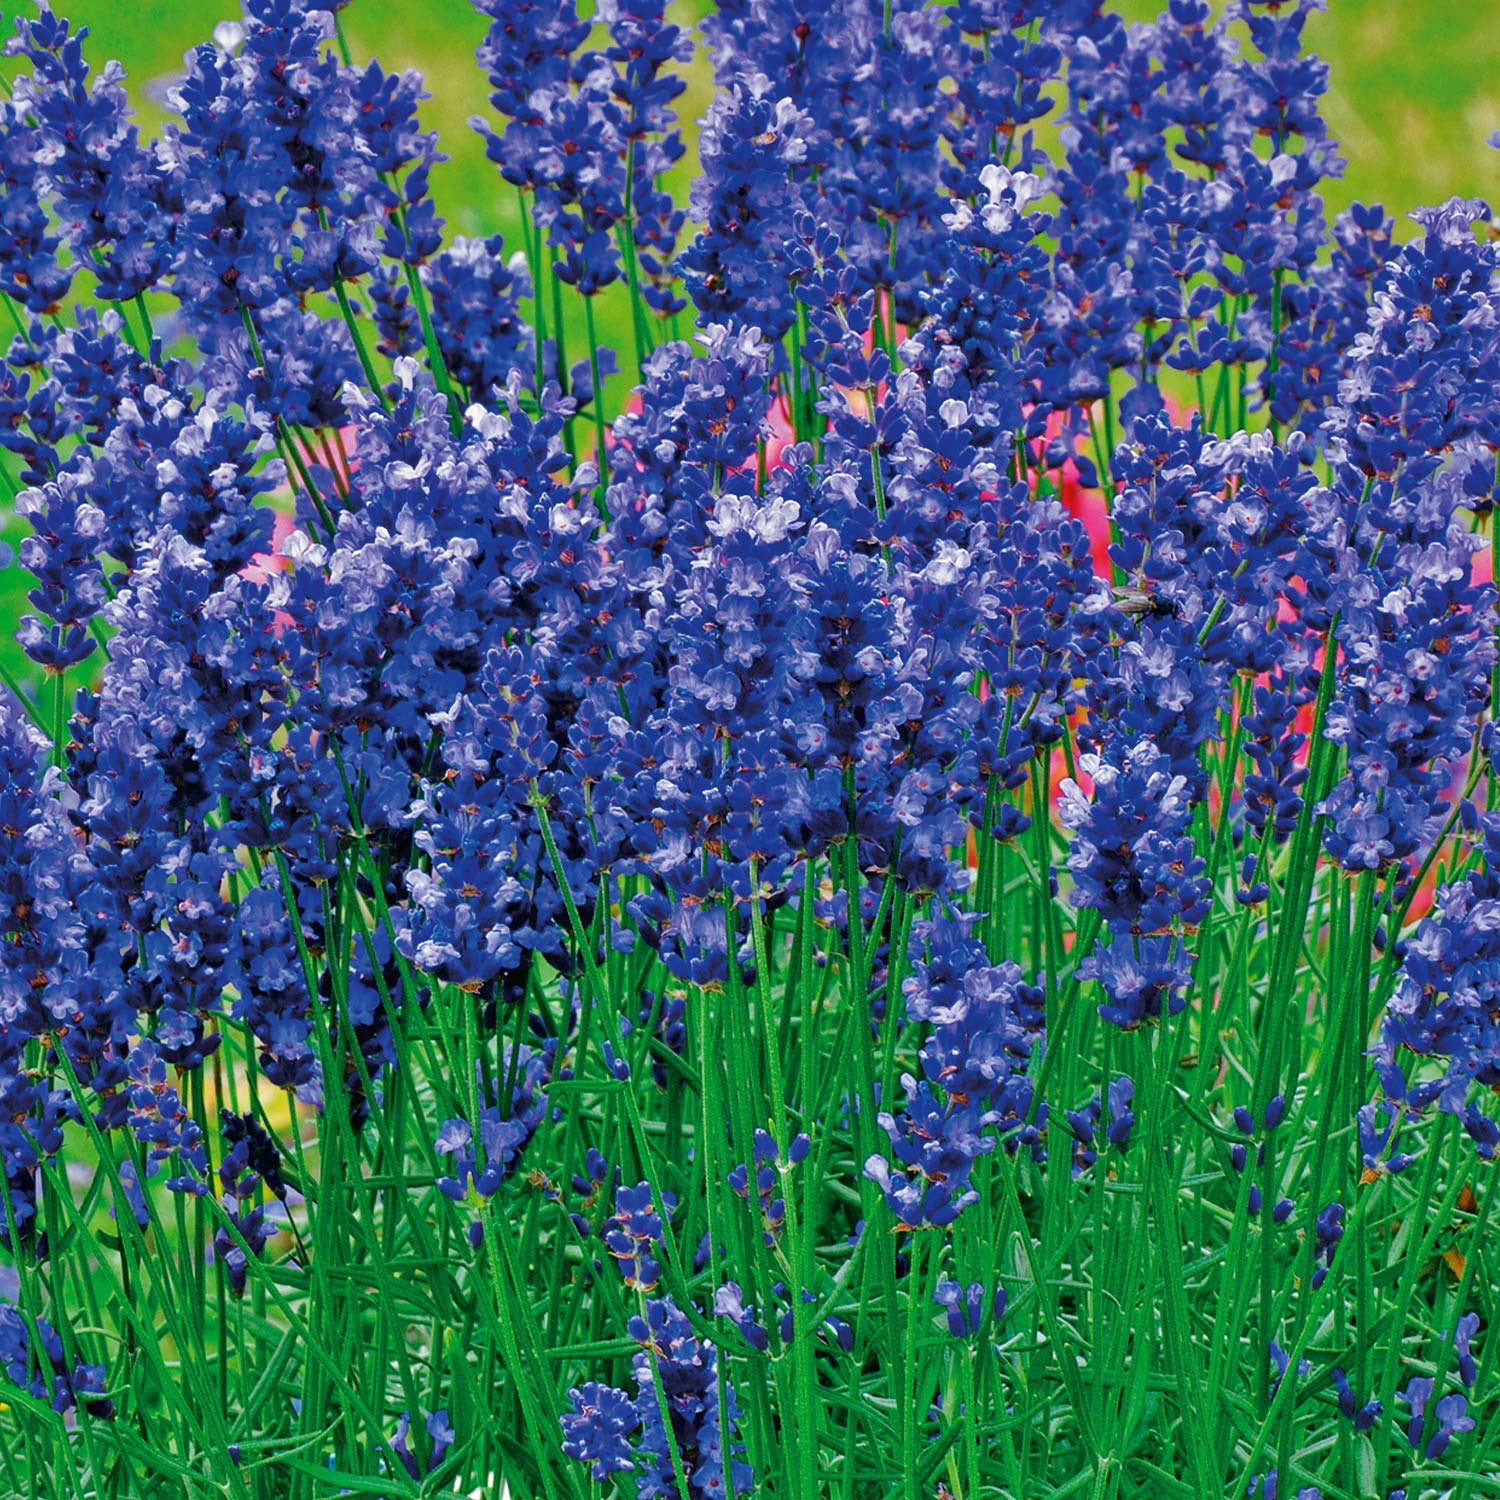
[0, 0, 1496, 1496]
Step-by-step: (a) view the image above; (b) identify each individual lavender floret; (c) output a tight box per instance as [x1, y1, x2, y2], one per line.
[1105, 1076, 1136, 1149]
[1357, 1099, 1415, 1180]
[561, 1381, 638, 1481]
[1066, 1092, 1101, 1178]
[213, 1110, 286, 1288]
[896, 910, 1045, 1150]
[1311, 1201, 1343, 1289]
[602, 0, 692, 316]
[422, 235, 533, 402]
[435, 1046, 554, 1205]
[770, 1282, 852, 1353]
[1246, 1474, 1321, 1500]
[728, 1130, 807, 1249]
[638, 991, 687, 1091]
[1268, 1341, 1311, 1399]
[390, 1409, 455, 1480]
[1081, 933, 1196, 1031]
[1059, 741, 1209, 937]
[712, 1282, 770, 1353]
[1379, 809, 1500, 1153]
[678, 78, 814, 340]
[933, 1279, 1006, 1339]
[212, 1201, 271, 1297]
[1319, 529, 1495, 872]
[865, 1085, 987, 1231]
[1448, 1310, 1480, 1390]
[602, 1180, 672, 1291]
[629, 1295, 752, 1499]
[1323, 195, 1500, 491]
[0, 1303, 113, 1418]
[1424, 1392, 1475, 1460]
[0, 705, 89, 1249]
[1393, 1374, 1473, 1460]
[566, 1146, 613, 1240]
[5, 4, 169, 303]
[1331, 1368, 1382, 1432]
[1397, 1376, 1434, 1454]
[0, 81, 73, 312]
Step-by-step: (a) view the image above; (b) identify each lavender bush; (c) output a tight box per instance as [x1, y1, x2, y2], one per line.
[0, 0, 1497, 1496]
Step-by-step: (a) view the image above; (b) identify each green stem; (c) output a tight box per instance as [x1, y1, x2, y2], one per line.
[333, 279, 390, 410]
[581, 292, 610, 518]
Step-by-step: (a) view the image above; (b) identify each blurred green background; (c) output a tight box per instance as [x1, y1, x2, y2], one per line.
[29, 0, 1500, 239]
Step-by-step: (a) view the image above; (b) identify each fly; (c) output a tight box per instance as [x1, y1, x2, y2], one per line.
[1113, 585, 1180, 619]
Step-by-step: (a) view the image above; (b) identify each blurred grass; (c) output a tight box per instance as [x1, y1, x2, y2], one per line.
[1107, 0, 1500, 223]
